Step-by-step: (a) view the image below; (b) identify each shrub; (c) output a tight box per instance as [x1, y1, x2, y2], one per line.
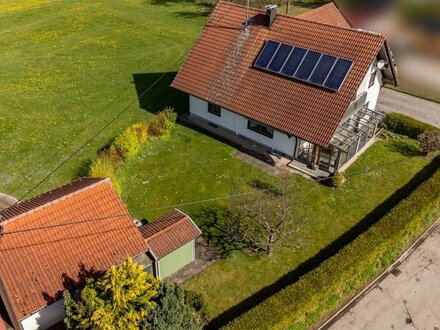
[223, 157, 440, 330]
[331, 170, 345, 188]
[144, 282, 206, 330]
[382, 113, 439, 139]
[88, 153, 121, 194]
[148, 107, 177, 136]
[418, 131, 440, 155]
[129, 122, 149, 144]
[111, 127, 141, 160]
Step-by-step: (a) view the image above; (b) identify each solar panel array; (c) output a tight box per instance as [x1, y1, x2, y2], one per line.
[254, 40, 353, 91]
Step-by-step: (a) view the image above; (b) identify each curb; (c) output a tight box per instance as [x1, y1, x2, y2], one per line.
[317, 214, 440, 330]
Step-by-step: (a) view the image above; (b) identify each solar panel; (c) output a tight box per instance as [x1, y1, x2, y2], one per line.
[267, 44, 293, 72]
[323, 58, 353, 91]
[254, 40, 280, 69]
[309, 55, 337, 85]
[280, 47, 307, 76]
[294, 51, 321, 81]
[254, 40, 353, 91]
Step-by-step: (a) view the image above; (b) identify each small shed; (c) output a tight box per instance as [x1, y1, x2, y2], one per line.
[139, 209, 202, 279]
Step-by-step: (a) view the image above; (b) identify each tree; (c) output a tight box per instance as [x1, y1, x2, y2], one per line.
[222, 181, 305, 257]
[64, 257, 160, 330]
[144, 282, 206, 330]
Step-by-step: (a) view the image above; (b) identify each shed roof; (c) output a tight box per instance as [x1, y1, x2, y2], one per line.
[171, 1, 388, 147]
[139, 209, 201, 259]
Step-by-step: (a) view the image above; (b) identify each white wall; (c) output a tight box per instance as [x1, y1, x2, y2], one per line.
[189, 96, 296, 157]
[20, 299, 65, 330]
[355, 60, 383, 110]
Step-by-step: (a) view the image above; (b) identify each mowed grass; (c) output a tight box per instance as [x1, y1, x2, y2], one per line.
[2, 0, 437, 325]
[121, 126, 436, 320]
[0, 0, 209, 197]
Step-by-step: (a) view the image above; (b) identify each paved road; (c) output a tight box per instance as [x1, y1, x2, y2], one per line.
[328, 224, 440, 330]
[377, 88, 440, 128]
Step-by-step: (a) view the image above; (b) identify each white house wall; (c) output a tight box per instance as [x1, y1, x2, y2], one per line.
[20, 299, 65, 330]
[189, 95, 296, 157]
[355, 60, 383, 110]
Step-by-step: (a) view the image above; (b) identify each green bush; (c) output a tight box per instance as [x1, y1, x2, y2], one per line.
[144, 282, 206, 330]
[88, 153, 121, 194]
[331, 170, 345, 188]
[223, 157, 440, 330]
[129, 122, 149, 144]
[148, 107, 177, 136]
[382, 113, 439, 139]
[111, 127, 141, 160]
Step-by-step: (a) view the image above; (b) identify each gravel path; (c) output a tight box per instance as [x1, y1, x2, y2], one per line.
[377, 88, 440, 128]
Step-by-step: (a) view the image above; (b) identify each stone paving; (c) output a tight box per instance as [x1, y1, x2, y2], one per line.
[327, 223, 440, 330]
[377, 88, 440, 128]
[0, 193, 17, 211]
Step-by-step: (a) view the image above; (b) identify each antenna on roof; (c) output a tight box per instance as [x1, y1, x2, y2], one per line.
[244, 0, 250, 31]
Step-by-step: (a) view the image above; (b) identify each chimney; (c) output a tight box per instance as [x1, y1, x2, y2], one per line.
[265, 4, 277, 28]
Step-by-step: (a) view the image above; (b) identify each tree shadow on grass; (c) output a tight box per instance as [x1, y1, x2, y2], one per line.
[132, 72, 187, 114]
[206, 154, 440, 329]
[192, 205, 247, 259]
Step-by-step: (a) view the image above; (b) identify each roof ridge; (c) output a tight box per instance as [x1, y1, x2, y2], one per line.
[0, 178, 110, 225]
[216, 1, 384, 39]
[144, 214, 188, 242]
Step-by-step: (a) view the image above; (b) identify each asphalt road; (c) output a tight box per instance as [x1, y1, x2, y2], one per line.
[328, 224, 440, 330]
[377, 88, 440, 128]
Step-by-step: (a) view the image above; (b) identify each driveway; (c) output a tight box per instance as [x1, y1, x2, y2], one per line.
[377, 88, 440, 128]
[326, 223, 440, 330]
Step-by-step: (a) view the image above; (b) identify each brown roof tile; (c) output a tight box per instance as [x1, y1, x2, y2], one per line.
[171, 1, 386, 147]
[139, 210, 201, 259]
[296, 2, 352, 28]
[0, 178, 147, 320]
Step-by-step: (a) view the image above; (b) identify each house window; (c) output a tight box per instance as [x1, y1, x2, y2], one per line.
[208, 103, 221, 117]
[369, 70, 377, 88]
[247, 120, 274, 138]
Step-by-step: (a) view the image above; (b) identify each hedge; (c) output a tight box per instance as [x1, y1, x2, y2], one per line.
[382, 112, 439, 139]
[87, 108, 176, 194]
[223, 157, 440, 330]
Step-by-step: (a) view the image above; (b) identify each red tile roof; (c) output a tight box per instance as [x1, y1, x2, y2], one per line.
[0, 178, 147, 320]
[296, 2, 352, 28]
[171, 1, 387, 147]
[139, 209, 201, 259]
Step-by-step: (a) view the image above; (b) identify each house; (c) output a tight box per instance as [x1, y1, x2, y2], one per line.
[171, 1, 398, 173]
[0, 178, 201, 330]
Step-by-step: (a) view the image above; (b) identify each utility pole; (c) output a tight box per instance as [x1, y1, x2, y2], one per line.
[286, 0, 291, 15]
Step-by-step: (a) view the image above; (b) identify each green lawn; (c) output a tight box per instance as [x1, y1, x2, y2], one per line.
[121, 123, 436, 321]
[0, 0, 209, 198]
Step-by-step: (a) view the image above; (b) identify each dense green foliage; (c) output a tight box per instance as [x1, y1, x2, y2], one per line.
[64, 258, 160, 330]
[382, 112, 439, 139]
[112, 127, 141, 161]
[223, 158, 440, 330]
[88, 152, 121, 194]
[145, 282, 206, 330]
